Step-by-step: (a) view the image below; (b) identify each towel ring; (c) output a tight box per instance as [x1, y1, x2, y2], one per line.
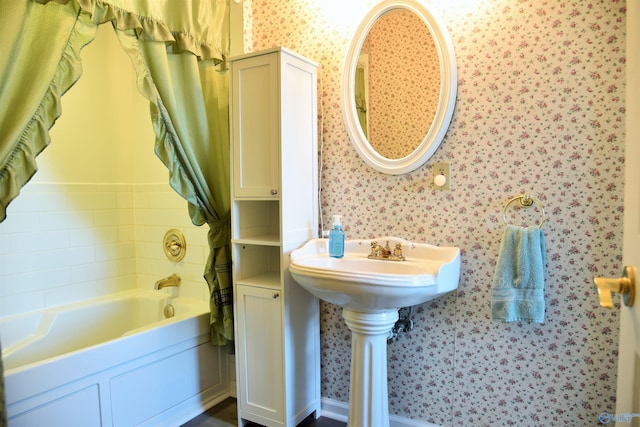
[502, 193, 545, 228]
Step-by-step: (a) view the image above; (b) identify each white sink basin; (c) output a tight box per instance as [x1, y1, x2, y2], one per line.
[289, 237, 460, 312]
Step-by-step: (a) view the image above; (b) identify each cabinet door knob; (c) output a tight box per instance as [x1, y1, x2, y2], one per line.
[273, 292, 280, 299]
[270, 189, 278, 195]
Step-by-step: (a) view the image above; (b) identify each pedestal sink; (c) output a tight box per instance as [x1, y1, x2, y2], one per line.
[289, 237, 460, 427]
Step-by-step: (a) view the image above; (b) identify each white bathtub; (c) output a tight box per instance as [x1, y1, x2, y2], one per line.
[1, 289, 230, 426]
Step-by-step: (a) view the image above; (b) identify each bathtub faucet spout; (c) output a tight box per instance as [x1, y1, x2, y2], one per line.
[155, 273, 181, 290]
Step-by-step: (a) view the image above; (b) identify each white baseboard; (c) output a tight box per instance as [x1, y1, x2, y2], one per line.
[320, 398, 441, 427]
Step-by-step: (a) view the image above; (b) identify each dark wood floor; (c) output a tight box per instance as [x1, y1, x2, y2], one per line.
[181, 398, 345, 427]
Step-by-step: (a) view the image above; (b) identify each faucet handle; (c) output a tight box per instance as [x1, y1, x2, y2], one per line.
[369, 241, 379, 256]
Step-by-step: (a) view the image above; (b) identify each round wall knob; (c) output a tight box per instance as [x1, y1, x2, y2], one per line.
[434, 174, 447, 187]
[271, 189, 278, 195]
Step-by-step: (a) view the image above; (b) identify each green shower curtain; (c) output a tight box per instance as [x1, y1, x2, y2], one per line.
[0, 1, 232, 416]
[109, 2, 234, 349]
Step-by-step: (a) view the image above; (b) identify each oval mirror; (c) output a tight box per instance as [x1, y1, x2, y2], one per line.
[342, 0, 457, 175]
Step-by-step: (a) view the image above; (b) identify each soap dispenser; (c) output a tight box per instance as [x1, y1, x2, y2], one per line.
[329, 215, 345, 258]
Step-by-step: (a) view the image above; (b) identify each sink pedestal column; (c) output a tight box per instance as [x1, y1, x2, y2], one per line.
[342, 309, 399, 427]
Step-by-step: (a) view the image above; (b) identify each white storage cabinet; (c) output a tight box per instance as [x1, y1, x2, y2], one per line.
[229, 47, 321, 427]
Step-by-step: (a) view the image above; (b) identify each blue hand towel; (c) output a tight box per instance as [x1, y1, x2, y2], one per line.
[491, 225, 546, 323]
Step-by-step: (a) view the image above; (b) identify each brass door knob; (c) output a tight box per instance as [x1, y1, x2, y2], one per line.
[594, 265, 636, 309]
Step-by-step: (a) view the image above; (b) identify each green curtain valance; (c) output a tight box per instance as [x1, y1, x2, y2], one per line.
[36, 0, 229, 62]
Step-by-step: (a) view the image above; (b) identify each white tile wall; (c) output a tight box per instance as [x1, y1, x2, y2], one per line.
[133, 183, 211, 302]
[0, 182, 210, 318]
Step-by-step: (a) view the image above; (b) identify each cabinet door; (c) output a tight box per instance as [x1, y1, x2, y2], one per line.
[231, 53, 280, 198]
[235, 285, 284, 423]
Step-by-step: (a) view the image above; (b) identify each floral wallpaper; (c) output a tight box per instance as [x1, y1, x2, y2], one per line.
[363, 10, 440, 159]
[247, 0, 625, 425]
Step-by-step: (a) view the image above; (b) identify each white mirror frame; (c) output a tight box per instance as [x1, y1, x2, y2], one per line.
[342, 0, 457, 175]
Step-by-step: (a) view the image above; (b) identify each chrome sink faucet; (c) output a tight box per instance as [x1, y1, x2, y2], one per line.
[367, 241, 406, 261]
[155, 273, 181, 290]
